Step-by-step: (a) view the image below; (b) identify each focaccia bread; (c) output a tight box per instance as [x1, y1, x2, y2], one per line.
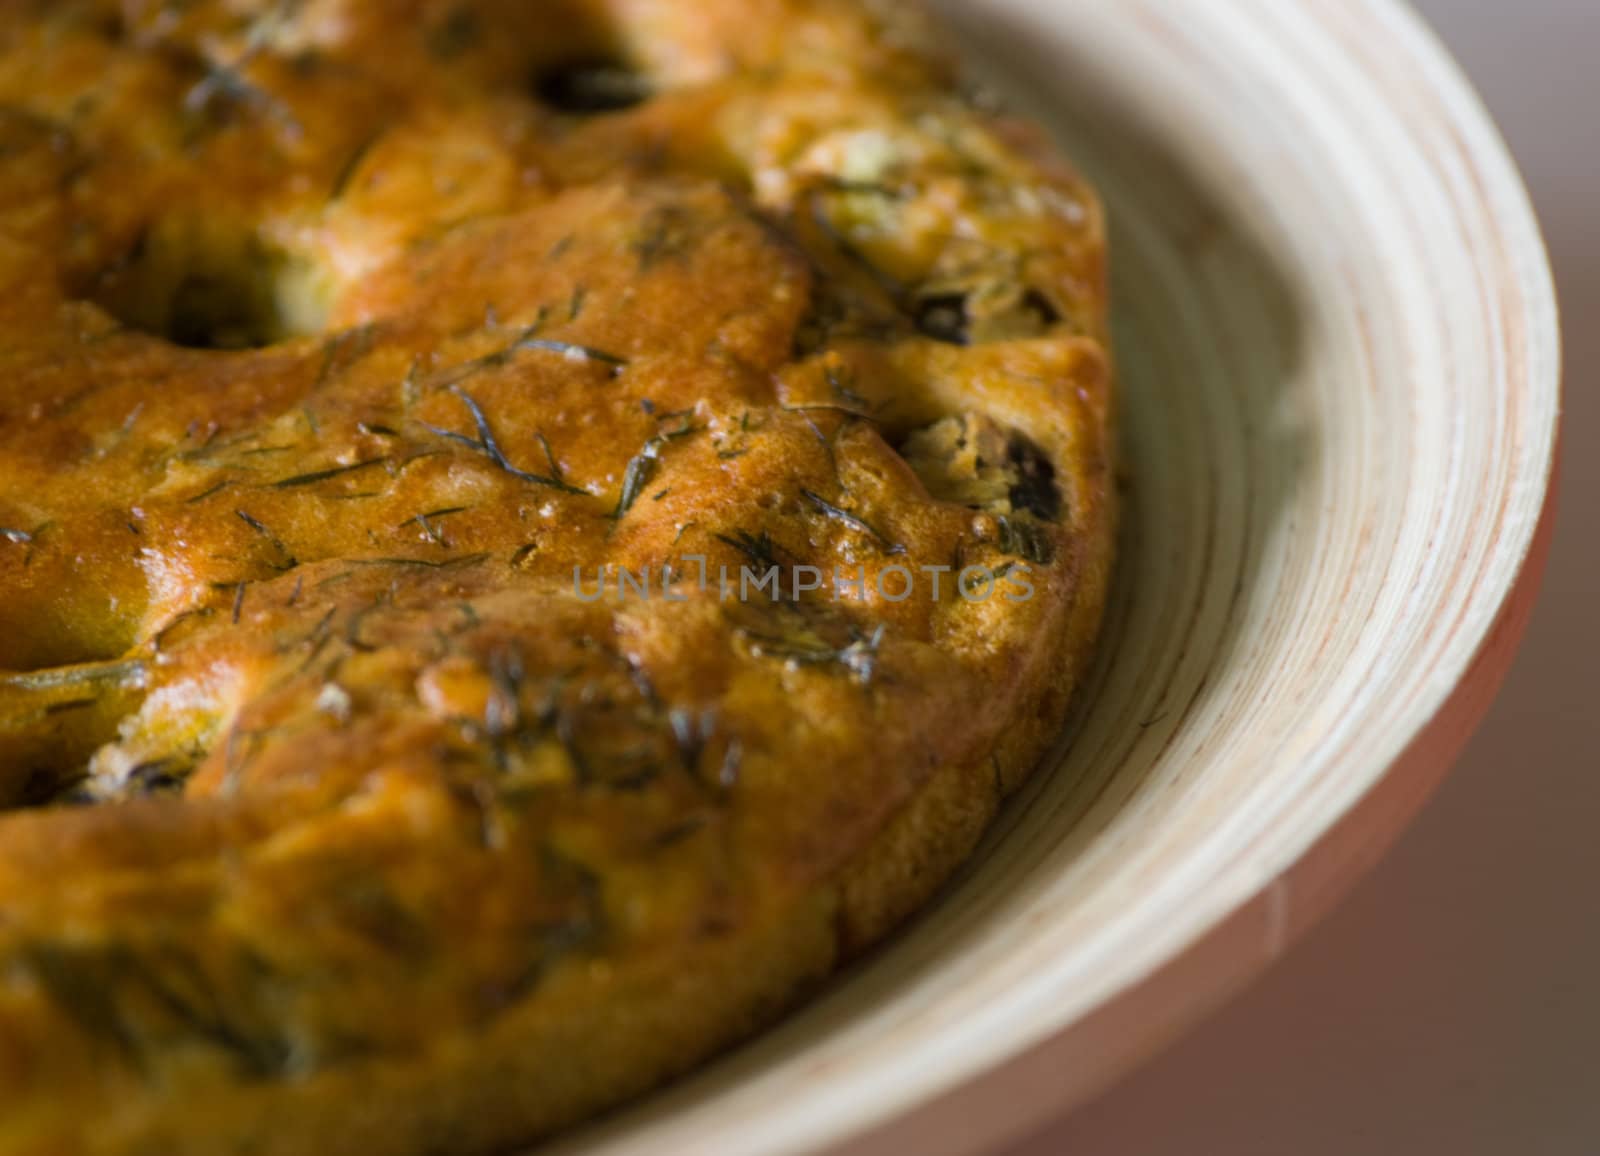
[0, 2, 1114, 1152]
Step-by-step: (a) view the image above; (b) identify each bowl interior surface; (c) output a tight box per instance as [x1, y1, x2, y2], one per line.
[545, 1, 1559, 1153]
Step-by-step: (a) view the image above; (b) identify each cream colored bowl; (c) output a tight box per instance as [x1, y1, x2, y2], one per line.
[545, 1, 1562, 1152]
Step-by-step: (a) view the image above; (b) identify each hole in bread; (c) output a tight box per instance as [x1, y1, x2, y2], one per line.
[899, 414, 1062, 524]
[0, 659, 148, 812]
[913, 289, 1063, 347]
[914, 294, 972, 346]
[90, 216, 332, 350]
[534, 58, 654, 114]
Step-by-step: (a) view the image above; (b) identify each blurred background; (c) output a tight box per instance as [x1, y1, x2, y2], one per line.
[1006, 1, 1599, 1152]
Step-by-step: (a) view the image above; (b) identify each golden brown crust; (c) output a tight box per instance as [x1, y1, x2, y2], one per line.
[0, 2, 1114, 1152]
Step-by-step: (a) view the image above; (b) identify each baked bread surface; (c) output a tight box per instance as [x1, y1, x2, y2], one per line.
[0, 2, 1114, 1152]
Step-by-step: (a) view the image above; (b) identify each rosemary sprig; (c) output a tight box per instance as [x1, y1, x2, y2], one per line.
[613, 440, 662, 520]
[330, 130, 383, 199]
[350, 553, 491, 571]
[184, 50, 301, 140]
[313, 324, 377, 388]
[800, 489, 907, 555]
[514, 334, 628, 371]
[714, 529, 779, 569]
[151, 608, 213, 654]
[185, 480, 234, 504]
[402, 506, 470, 546]
[738, 622, 887, 685]
[996, 515, 1055, 565]
[0, 659, 146, 694]
[413, 312, 625, 395]
[270, 458, 389, 490]
[183, 0, 303, 138]
[825, 363, 871, 409]
[533, 431, 566, 481]
[422, 388, 586, 495]
[24, 939, 294, 1078]
[782, 403, 874, 422]
[236, 510, 298, 569]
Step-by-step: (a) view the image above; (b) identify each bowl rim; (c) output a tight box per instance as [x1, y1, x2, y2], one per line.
[816, 1, 1564, 1151]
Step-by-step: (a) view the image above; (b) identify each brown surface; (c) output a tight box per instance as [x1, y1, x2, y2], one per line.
[0, 3, 1115, 1153]
[1008, 0, 1599, 1152]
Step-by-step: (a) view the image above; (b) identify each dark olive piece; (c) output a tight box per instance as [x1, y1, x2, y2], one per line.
[1007, 435, 1063, 522]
